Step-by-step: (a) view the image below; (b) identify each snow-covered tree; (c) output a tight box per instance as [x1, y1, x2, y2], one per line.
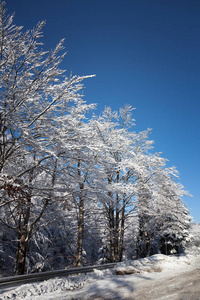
[0, 1, 95, 274]
[151, 167, 191, 255]
[185, 222, 200, 255]
[90, 105, 156, 262]
[136, 158, 191, 257]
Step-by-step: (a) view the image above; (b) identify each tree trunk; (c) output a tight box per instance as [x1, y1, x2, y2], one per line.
[114, 193, 119, 262]
[76, 195, 84, 267]
[76, 159, 85, 267]
[108, 203, 115, 262]
[14, 217, 21, 275]
[17, 192, 31, 275]
[113, 170, 120, 262]
[119, 196, 125, 261]
[17, 154, 35, 275]
[17, 224, 28, 275]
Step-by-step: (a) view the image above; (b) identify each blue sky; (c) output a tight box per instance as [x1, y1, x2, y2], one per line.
[6, 0, 200, 222]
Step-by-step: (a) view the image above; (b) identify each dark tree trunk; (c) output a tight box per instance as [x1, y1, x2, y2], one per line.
[108, 203, 115, 262]
[17, 192, 31, 275]
[114, 191, 120, 262]
[76, 159, 85, 267]
[18, 224, 28, 275]
[76, 195, 84, 267]
[14, 217, 21, 275]
[119, 196, 125, 261]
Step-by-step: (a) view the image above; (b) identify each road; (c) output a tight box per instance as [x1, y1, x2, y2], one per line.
[130, 268, 200, 300]
[62, 266, 200, 300]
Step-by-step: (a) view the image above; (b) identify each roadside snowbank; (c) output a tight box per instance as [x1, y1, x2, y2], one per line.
[0, 268, 113, 300]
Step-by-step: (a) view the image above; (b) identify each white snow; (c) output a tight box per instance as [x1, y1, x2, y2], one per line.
[0, 253, 200, 300]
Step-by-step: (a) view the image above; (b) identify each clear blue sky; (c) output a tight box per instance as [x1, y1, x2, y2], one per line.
[6, 0, 200, 222]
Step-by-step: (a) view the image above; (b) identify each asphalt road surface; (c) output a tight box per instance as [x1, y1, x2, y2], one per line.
[68, 268, 200, 300]
[130, 268, 200, 300]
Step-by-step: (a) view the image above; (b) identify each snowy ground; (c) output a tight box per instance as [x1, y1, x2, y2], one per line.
[1, 253, 200, 300]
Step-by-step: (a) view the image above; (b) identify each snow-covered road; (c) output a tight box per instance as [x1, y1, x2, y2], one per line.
[1, 254, 200, 299]
[134, 268, 200, 300]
